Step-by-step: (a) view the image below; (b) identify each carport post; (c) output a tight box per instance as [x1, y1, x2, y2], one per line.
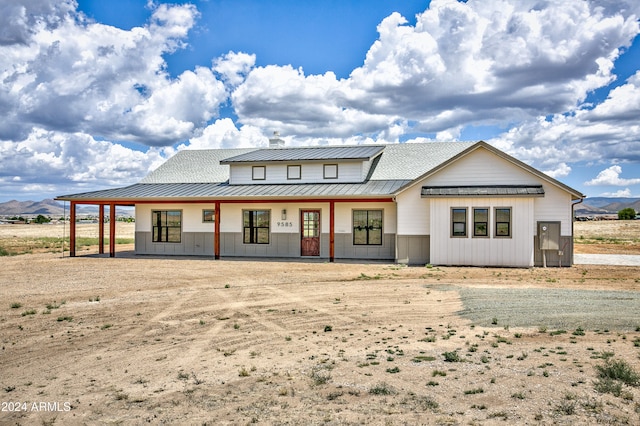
[98, 204, 105, 254]
[109, 203, 116, 257]
[69, 202, 76, 257]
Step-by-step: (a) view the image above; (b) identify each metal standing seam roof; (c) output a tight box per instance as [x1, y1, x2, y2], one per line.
[57, 180, 413, 201]
[421, 185, 545, 197]
[219, 145, 385, 163]
[56, 141, 584, 202]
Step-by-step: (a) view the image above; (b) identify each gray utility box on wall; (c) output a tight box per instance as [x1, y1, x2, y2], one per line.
[538, 222, 561, 250]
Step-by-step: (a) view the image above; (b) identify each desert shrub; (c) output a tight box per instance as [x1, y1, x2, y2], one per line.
[443, 351, 462, 362]
[594, 378, 623, 396]
[369, 382, 395, 395]
[310, 367, 331, 386]
[595, 359, 639, 386]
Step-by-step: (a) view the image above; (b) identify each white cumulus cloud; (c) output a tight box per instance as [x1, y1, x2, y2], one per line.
[0, 1, 227, 146]
[585, 165, 640, 186]
[231, 0, 640, 140]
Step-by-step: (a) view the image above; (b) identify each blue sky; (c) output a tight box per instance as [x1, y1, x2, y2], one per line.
[1, 0, 640, 202]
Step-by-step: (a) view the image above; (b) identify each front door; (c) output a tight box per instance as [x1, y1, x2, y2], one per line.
[301, 210, 320, 256]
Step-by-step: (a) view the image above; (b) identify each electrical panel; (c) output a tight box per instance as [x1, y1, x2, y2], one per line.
[538, 222, 560, 250]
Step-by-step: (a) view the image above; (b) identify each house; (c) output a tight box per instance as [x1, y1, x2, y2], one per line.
[56, 137, 585, 267]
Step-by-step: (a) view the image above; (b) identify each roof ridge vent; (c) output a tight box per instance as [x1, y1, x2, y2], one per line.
[269, 131, 285, 149]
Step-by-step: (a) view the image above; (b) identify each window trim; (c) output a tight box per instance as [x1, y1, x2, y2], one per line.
[287, 164, 302, 180]
[494, 207, 512, 238]
[472, 207, 489, 238]
[252, 165, 266, 180]
[352, 209, 383, 246]
[152, 210, 182, 243]
[451, 207, 467, 238]
[323, 164, 338, 179]
[243, 209, 271, 244]
[202, 209, 215, 223]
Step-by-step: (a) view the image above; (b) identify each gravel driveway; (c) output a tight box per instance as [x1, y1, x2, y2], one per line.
[428, 285, 640, 331]
[574, 254, 640, 266]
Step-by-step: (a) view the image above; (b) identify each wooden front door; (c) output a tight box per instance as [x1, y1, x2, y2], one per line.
[301, 210, 320, 256]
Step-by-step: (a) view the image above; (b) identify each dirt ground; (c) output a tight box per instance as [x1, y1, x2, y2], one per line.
[1, 222, 639, 425]
[574, 220, 640, 254]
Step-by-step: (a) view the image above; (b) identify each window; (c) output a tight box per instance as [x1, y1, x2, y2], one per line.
[287, 165, 301, 180]
[152, 210, 181, 243]
[473, 208, 489, 237]
[203, 209, 215, 223]
[252, 166, 266, 180]
[353, 210, 382, 245]
[451, 208, 467, 237]
[243, 210, 270, 244]
[495, 207, 512, 237]
[323, 164, 338, 179]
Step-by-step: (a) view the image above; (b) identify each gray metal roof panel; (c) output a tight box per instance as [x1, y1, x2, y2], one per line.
[220, 145, 385, 163]
[57, 180, 412, 201]
[421, 185, 545, 197]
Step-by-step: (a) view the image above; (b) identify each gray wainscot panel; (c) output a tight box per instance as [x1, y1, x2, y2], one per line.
[533, 236, 573, 267]
[334, 233, 395, 260]
[396, 235, 430, 265]
[135, 231, 214, 256]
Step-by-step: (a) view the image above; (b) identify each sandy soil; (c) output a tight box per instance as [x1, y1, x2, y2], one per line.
[1, 248, 639, 424]
[574, 220, 640, 254]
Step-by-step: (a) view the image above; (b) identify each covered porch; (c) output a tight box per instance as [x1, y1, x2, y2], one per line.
[67, 201, 134, 257]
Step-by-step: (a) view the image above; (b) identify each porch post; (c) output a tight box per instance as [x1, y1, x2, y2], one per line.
[70, 202, 76, 257]
[214, 201, 221, 259]
[109, 203, 116, 257]
[98, 204, 105, 254]
[329, 201, 335, 262]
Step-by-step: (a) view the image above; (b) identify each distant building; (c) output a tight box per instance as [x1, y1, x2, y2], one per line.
[57, 140, 584, 266]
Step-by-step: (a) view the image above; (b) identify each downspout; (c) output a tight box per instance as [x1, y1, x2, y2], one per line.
[571, 196, 585, 266]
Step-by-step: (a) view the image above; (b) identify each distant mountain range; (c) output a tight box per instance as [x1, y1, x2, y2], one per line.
[574, 197, 640, 216]
[0, 197, 637, 217]
[0, 199, 132, 216]
[0, 199, 67, 216]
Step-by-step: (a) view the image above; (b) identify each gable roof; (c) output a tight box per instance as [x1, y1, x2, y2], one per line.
[56, 141, 584, 202]
[368, 142, 475, 180]
[140, 148, 255, 184]
[395, 141, 585, 200]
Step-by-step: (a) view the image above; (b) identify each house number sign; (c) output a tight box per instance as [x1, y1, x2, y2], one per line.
[276, 221, 294, 228]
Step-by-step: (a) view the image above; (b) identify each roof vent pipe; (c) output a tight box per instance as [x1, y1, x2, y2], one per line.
[269, 131, 285, 148]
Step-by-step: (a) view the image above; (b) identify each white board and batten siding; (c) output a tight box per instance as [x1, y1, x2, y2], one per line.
[334, 202, 397, 234]
[220, 202, 328, 234]
[136, 204, 216, 233]
[229, 161, 365, 185]
[395, 184, 430, 236]
[534, 184, 574, 236]
[393, 145, 577, 266]
[429, 197, 535, 267]
[424, 146, 575, 236]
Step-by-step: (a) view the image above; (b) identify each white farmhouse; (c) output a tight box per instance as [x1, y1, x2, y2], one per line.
[56, 139, 584, 267]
